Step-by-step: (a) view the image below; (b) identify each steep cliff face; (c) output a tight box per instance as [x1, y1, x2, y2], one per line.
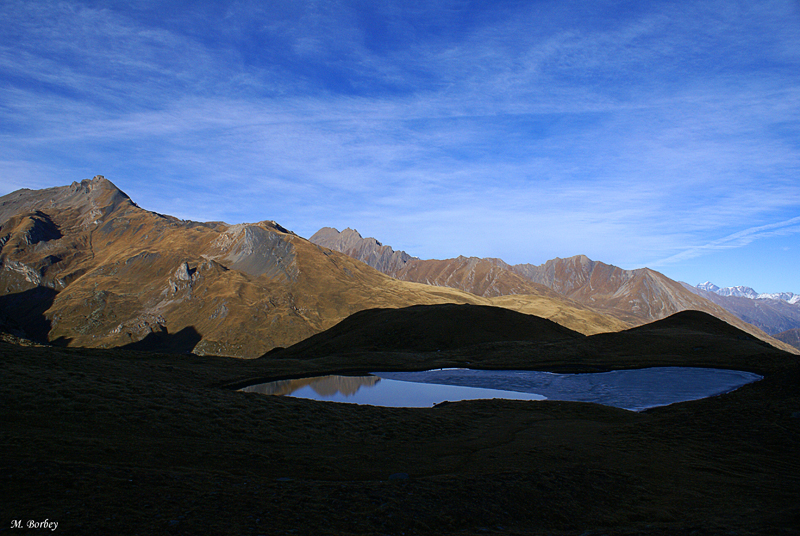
[208, 222, 299, 280]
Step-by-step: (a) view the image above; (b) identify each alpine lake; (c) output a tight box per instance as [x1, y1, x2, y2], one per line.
[240, 366, 763, 411]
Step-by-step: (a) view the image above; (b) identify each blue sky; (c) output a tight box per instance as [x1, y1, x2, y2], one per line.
[1, 0, 798, 293]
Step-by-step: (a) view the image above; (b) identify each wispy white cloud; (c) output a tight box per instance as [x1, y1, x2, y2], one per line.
[1, 0, 798, 284]
[651, 216, 800, 267]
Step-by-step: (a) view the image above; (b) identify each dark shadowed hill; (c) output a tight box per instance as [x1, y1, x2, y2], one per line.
[562, 310, 789, 372]
[623, 309, 754, 336]
[265, 303, 584, 358]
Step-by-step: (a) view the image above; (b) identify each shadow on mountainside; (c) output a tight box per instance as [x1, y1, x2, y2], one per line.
[0, 287, 66, 344]
[122, 326, 202, 354]
[264, 303, 585, 359]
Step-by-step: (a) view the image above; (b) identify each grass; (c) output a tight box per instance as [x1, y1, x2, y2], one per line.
[2, 323, 800, 535]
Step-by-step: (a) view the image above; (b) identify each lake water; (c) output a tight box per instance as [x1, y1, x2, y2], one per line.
[240, 367, 763, 411]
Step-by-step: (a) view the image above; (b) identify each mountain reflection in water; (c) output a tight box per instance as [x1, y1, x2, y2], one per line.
[240, 375, 380, 397]
[240, 373, 547, 407]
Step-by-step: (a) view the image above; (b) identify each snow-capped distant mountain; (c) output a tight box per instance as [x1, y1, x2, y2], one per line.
[696, 283, 799, 304]
[718, 286, 759, 299]
[697, 281, 720, 293]
[759, 293, 800, 304]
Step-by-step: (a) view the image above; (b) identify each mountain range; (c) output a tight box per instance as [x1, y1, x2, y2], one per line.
[684, 283, 800, 338]
[0, 177, 795, 355]
[0, 176, 628, 356]
[696, 281, 799, 303]
[311, 227, 797, 351]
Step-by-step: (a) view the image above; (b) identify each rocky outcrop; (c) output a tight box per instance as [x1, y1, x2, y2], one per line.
[310, 227, 414, 274]
[210, 223, 298, 280]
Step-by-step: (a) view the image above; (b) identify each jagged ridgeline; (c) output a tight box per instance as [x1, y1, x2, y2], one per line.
[310, 227, 798, 354]
[0, 177, 626, 357]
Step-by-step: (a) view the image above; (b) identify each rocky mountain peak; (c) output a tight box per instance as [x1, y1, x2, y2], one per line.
[257, 220, 293, 235]
[70, 175, 116, 192]
[309, 227, 414, 274]
[0, 175, 136, 228]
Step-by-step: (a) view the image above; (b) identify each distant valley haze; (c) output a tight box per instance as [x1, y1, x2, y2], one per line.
[1, 0, 798, 293]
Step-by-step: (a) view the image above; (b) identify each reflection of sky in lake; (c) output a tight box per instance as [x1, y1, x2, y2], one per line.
[241, 367, 762, 411]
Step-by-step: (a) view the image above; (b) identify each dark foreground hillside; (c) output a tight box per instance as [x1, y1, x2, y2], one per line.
[3, 307, 800, 535]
